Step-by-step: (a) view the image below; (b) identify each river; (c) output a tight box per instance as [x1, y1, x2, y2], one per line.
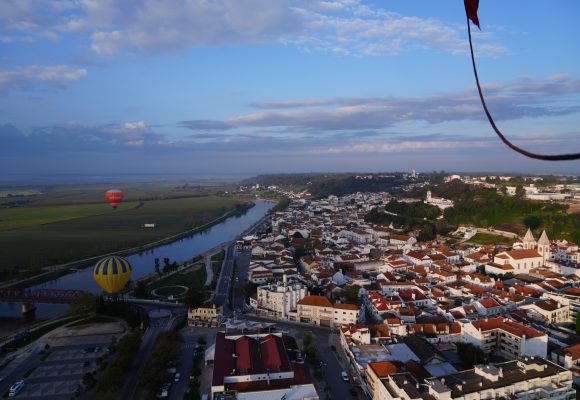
[0, 201, 272, 329]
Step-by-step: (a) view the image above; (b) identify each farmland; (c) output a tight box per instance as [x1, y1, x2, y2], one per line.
[0, 202, 138, 231]
[0, 183, 248, 281]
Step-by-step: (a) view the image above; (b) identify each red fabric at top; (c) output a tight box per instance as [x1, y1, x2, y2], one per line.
[464, 0, 481, 29]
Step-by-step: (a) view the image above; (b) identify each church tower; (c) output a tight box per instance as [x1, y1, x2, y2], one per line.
[522, 228, 536, 250]
[537, 230, 550, 266]
[426, 190, 432, 203]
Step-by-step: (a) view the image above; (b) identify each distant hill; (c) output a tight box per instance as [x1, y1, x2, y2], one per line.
[243, 172, 428, 198]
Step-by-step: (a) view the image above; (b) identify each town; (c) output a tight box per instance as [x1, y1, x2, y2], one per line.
[183, 175, 580, 400]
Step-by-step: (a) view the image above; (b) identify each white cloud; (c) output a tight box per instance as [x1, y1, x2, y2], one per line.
[122, 121, 147, 130]
[0, 65, 87, 93]
[0, 0, 505, 57]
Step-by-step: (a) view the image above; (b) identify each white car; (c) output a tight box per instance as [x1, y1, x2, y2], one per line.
[174, 373, 181, 382]
[9, 380, 25, 397]
[341, 371, 349, 382]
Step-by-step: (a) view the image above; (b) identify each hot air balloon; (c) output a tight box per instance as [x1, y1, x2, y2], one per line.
[93, 256, 133, 293]
[105, 189, 124, 209]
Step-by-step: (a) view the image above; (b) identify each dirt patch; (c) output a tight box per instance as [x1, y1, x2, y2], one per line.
[495, 223, 525, 235]
[560, 201, 580, 214]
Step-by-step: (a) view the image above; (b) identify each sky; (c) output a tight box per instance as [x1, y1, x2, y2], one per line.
[1, 0, 579, 179]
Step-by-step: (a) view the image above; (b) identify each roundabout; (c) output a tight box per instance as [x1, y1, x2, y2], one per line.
[150, 285, 189, 299]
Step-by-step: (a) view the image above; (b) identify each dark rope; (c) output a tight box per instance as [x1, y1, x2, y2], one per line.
[466, 14, 580, 161]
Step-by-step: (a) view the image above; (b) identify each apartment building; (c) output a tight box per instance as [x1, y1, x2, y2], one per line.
[253, 278, 308, 319]
[297, 295, 335, 327]
[462, 317, 548, 359]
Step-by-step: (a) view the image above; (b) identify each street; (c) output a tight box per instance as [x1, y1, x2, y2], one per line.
[117, 308, 178, 400]
[212, 244, 235, 312]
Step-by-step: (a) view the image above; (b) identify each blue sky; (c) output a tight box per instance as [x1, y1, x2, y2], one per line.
[1, 0, 579, 177]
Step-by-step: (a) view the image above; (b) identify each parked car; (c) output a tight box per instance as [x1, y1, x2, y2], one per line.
[156, 388, 168, 398]
[9, 380, 25, 397]
[341, 371, 349, 382]
[174, 373, 181, 382]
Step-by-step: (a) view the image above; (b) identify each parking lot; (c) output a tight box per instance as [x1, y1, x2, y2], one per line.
[5, 344, 107, 399]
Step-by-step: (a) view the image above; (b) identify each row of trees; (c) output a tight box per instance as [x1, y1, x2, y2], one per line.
[184, 337, 206, 400]
[93, 331, 142, 399]
[138, 331, 183, 399]
[154, 257, 179, 275]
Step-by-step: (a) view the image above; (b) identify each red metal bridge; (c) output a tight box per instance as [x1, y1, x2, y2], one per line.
[0, 288, 84, 307]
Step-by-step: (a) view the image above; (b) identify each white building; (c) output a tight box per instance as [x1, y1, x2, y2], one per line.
[521, 297, 571, 324]
[253, 277, 308, 319]
[462, 317, 548, 359]
[425, 190, 454, 210]
[493, 249, 544, 273]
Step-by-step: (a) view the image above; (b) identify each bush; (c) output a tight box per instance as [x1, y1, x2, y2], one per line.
[303, 332, 312, 348]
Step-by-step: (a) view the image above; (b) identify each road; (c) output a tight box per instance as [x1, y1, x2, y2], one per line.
[169, 326, 210, 400]
[0, 346, 41, 396]
[117, 308, 177, 400]
[213, 244, 235, 313]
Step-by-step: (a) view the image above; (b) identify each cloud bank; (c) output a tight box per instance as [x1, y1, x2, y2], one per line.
[181, 75, 580, 132]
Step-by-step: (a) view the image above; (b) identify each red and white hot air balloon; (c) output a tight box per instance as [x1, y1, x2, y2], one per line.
[105, 189, 124, 209]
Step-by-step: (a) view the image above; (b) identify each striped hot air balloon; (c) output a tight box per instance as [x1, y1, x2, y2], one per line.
[105, 189, 124, 209]
[93, 256, 133, 293]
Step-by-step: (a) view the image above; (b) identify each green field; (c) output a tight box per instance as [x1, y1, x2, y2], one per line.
[0, 202, 138, 231]
[148, 267, 207, 294]
[0, 194, 246, 277]
[469, 232, 516, 246]
[0, 189, 43, 198]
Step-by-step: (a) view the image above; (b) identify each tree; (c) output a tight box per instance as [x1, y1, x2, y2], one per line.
[305, 346, 317, 363]
[515, 184, 525, 199]
[344, 285, 360, 303]
[524, 215, 541, 231]
[134, 280, 148, 299]
[69, 292, 97, 315]
[456, 342, 485, 367]
[186, 288, 206, 309]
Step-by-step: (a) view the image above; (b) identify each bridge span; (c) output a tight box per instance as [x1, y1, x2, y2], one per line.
[0, 288, 85, 313]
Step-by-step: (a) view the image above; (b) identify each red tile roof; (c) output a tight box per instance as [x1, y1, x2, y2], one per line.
[471, 317, 545, 338]
[369, 361, 400, 377]
[297, 295, 333, 308]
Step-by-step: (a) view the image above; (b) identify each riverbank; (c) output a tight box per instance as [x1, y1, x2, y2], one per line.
[3, 201, 255, 290]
